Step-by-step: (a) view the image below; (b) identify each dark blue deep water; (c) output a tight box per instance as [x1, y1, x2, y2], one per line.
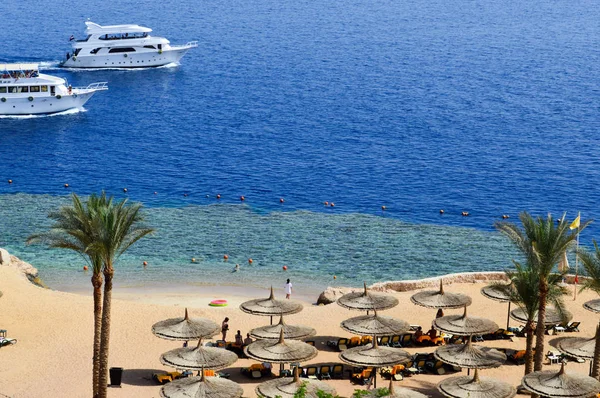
[0, 0, 599, 294]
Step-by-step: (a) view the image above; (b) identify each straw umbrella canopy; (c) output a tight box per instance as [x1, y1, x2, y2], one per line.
[433, 306, 499, 336]
[434, 338, 506, 369]
[240, 287, 303, 325]
[510, 307, 573, 326]
[521, 363, 600, 398]
[339, 338, 411, 388]
[255, 367, 336, 398]
[250, 315, 316, 340]
[438, 369, 516, 398]
[583, 299, 600, 314]
[337, 282, 399, 312]
[340, 311, 410, 337]
[363, 379, 429, 398]
[152, 308, 220, 341]
[160, 339, 238, 370]
[244, 329, 318, 364]
[481, 284, 513, 330]
[411, 280, 472, 310]
[160, 369, 243, 398]
[554, 337, 595, 360]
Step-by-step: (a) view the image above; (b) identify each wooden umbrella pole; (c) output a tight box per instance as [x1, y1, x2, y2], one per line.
[506, 301, 511, 330]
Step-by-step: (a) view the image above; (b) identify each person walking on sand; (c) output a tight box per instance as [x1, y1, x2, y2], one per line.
[284, 279, 293, 299]
[221, 317, 229, 341]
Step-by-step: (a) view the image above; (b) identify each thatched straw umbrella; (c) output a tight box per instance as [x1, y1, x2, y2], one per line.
[160, 339, 239, 370]
[240, 287, 303, 325]
[250, 315, 316, 341]
[340, 310, 410, 337]
[364, 379, 430, 398]
[244, 330, 318, 374]
[434, 338, 506, 369]
[337, 282, 399, 313]
[160, 367, 243, 398]
[481, 284, 513, 330]
[411, 280, 472, 310]
[438, 369, 516, 398]
[255, 366, 336, 398]
[152, 308, 220, 341]
[433, 306, 499, 336]
[583, 299, 600, 314]
[554, 337, 596, 360]
[521, 363, 600, 398]
[339, 338, 411, 388]
[510, 307, 573, 326]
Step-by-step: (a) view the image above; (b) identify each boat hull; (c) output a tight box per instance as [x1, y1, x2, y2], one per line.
[61, 47, 192, 69]
[0, 92, 96, 115]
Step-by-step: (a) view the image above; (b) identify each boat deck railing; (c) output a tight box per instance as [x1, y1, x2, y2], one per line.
[73, 82, 108, 91]
[173, 41, 198, 49]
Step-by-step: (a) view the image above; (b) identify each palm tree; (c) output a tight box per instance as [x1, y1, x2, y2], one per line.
[27, 192, 112, 397]
[92, 197, 154, 398]
[492, 261, 568, 375]
[495, 212, 584, 371]
[577, 240, 600, 378]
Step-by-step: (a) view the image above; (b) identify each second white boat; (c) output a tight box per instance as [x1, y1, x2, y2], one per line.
[61, 21, 198, 69]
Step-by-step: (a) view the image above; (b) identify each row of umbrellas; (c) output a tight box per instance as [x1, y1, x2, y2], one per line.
[148, 280, 600, 398]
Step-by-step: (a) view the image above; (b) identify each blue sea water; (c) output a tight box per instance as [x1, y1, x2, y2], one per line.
[0, 0, 599, 294]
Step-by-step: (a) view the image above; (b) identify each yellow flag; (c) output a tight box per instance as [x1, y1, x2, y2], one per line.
[570, 213, 581, 230]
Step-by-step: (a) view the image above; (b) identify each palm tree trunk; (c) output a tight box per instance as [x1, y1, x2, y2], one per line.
[92, 273, 103, 398]
[525, 320, 535, 375]
[97, 267, 114, 398]
[534, 281, 548, 371]
[592, 321, 600, 379]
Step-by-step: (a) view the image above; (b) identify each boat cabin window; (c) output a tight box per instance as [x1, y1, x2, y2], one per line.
[17, 86, 29, 93]
[0, 87, 6, 93]
[144, 45, 156, 49]
[30, 86, 40, 93]
[99, 32, 148, 40]
[108, 47, 136, 53]
[90, 48, 101, 54]
[8, 87, 17, 93]
[50, 86, 55, 96]
[74, 48, 82, 56]
[41, 85, 48, 92]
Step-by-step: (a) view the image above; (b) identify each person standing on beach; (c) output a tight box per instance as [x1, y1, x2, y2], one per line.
[284, 279, 293, 299]
[221, 317, 229, 341]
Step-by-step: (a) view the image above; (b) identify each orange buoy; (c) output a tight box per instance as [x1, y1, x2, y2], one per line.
[248, 258, 253, 264]
[240, 196, 245, 201]
[324, 201, 329, 206]
[83, 266, 88, 271]
[381, 206, 386, 211]
[223, 254, 229, 261]
[216, 194, 221, 199]
[282, 265, 288, 271]
[280, 198, 284, 203]
[64, 183, 69, 188]
[333, 275, 337, 280]
[8, 179, 12, 184]
[330, 202, 335, 207]
[191, 258, 196, 263]
[143, 261, 148, 266]
[123, 188, 128, 193]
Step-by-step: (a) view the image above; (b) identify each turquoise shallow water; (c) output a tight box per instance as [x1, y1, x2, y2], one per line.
[0, 193, 519, 295]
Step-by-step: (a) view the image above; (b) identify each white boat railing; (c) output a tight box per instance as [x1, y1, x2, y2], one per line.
[178, 41, 198, 48]
[73, 82, 108, 91]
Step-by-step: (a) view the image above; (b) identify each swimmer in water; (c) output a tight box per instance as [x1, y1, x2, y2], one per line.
[233, 264, 240, 272]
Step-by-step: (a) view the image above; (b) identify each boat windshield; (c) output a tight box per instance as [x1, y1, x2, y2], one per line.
[99, 32, 148, 40]
[1, 69, 39, 79]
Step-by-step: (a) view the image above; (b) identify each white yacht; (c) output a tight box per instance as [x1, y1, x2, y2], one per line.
[61, 21, 198, 68]
[0, 63, 107, 115]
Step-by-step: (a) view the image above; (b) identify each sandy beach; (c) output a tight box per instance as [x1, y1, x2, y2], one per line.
[0, 264, 597, 398]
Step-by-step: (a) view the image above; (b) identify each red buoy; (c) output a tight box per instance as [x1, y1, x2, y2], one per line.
[8, 179, 13, 184]
[64, 183, 69, 188]
[240, 196, 245, 201]
[216, 194, 221, 199]
[381, 206, 386, 210]
[83, 266, 88, 271]
[143, 261, 148, 266]
[248, 258, 253, 264]
[280, 198, 284, 203]
[223, 254, 229, 261]
[123, 188, 128, 193]
[282, 265, 288, 271]
[324, 201, 329, 206]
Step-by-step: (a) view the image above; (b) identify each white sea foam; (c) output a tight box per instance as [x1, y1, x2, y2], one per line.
[0, 107, 85, 119]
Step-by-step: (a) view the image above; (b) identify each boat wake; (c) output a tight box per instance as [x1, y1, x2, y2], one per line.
[38, 60, 179, 72]
[0, 108, 85, 119]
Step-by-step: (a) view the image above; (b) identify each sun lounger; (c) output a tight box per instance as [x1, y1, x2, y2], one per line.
[546, 351, 562, 364]
[336, 338, 349, 351]
[351, 367, 373, 385]
[332, 364, 344, 379]
[379, 336, 391, 346]
[409, 325, 421, 331]
[348, 336, 361, 348]
[0, 337, 17, 347]
[304, 366, 318, 379]
[566, 322, 580, 332]
[360, 336, 373, 346]
[319, 365, 331, 380]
